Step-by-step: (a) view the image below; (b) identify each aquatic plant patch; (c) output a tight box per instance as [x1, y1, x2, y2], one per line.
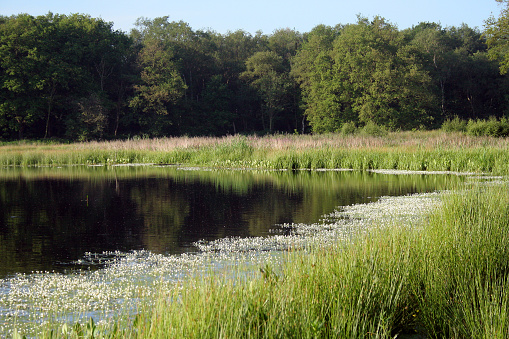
[134, 181, 509, 338]
[0, 251, 280, 337]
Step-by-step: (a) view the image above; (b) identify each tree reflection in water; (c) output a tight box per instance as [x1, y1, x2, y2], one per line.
[0, 166, 462, 278]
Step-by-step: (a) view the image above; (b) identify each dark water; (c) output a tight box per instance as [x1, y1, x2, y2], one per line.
[0, 166, 462, 278]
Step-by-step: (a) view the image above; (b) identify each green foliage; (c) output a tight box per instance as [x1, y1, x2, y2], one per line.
[485, 0, 509, 74]
[413, 185, 509, 337]
[466, 117, 509, 137]
[129, 36, 187, 136]
[359, 121, 388, 137]
[296, 17, 437, 133]
[65, 93, 109, 141]
[409, 23, 507, 122]
[441, 116, 509, 137]
[0, 13, 135, 139]
[241, 51, 294, 132]
[441, 116, 468, 132]
[340, 121, 358, 135]
[1, 12, 509, 140]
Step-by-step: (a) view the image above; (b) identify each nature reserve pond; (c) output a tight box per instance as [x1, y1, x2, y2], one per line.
[0, 166, 463, 278]
[0, 165, 464, 336]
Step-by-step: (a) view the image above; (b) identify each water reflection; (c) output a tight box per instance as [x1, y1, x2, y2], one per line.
[0, 166, 462, 278]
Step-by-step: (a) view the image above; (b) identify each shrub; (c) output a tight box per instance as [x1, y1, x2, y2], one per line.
[441, 116, 467, 132]
[359, 121, 388, 137]
[466, 117, 509, 137]
[340, 122, 358, 135]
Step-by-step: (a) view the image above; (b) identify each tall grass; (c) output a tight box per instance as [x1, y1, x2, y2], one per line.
[126, 231, 418, 338]
[52, 183, 506, 338]
[2, 132, 509, 174]
[413, 186, 509, 337]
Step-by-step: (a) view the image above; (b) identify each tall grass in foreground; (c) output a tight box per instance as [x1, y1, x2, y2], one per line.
[414, 186, 509, 338]
[92, 184, 507, 338]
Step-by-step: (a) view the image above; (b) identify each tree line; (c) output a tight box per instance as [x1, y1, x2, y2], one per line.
[1, 7, 508, 140]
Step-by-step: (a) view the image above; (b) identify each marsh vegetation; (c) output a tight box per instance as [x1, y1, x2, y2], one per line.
[2, 131, 509, 173]
[0, 165, 463, 337]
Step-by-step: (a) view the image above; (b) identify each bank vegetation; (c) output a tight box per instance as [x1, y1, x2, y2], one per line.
[1, 131, 509, 174]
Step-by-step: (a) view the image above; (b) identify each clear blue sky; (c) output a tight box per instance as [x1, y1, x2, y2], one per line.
[3, 0, 503, 34]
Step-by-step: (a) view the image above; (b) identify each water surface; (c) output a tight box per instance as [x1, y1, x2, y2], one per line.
[0, 165, 462, 278]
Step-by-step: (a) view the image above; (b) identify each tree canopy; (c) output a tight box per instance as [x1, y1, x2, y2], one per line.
[0, 6, 508, 140]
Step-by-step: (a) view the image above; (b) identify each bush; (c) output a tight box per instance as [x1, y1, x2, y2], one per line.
[441, 116, 467, 132]
[340, 122, 358, 135]
[466, 117, 509, 137]
[359, 121, 388, 137]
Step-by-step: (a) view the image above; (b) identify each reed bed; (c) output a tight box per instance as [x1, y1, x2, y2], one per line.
[2, 131, 509, 174]
[122, 183, 509, 338]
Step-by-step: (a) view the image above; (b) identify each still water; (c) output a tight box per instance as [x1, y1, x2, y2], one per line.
[0, 165, 462, 279]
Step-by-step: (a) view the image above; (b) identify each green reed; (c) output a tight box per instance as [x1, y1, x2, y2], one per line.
[125, 228, 417, 338]
[2, 132, 509, 174]
[412, 185, 509, 338]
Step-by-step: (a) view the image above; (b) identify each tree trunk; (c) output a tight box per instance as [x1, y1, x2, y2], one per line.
[44, 85, 56, 139]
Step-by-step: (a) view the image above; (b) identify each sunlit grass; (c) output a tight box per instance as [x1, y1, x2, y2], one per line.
[2, 132, 509, 173]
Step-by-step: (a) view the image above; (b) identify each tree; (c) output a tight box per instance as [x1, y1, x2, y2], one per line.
[292, 24, 343, 133]
[298, 17, 436, 133]
[129, 38, 186, 136]
[0, 14, 49, 138]
[408, 22, 505, 122]
[241, 51, 293, 132]
[268, 28, 304, 132]
[0, 13, 134, 139]
[195, 75, 235, 135]
[448, 51, 508, 119]
[52, 13, 131, 139]
[406, 23, 455, 118]
[269, 28, 303, 65]
[132, 17, 223, 135]
[334, 17, 435, 129]
[65, 93, 108, 140]
[485, 0, 509, 74]
[211, 30, 267, 133]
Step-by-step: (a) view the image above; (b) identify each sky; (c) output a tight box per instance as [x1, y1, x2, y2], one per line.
[2, 0, 504, 35]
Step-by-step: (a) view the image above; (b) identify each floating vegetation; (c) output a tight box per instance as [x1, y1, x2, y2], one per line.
[196, 191, 442, 254]
[0, 250, 282, 337]
[329, 192, 442, 225]
[0, 189, 447, 337]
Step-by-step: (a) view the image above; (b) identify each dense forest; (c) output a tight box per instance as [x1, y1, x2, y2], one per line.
[1, 3, 509, 140]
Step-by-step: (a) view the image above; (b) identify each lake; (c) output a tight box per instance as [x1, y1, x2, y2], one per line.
[0, 165, 463, 336]
[0, 165, 463, 278]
